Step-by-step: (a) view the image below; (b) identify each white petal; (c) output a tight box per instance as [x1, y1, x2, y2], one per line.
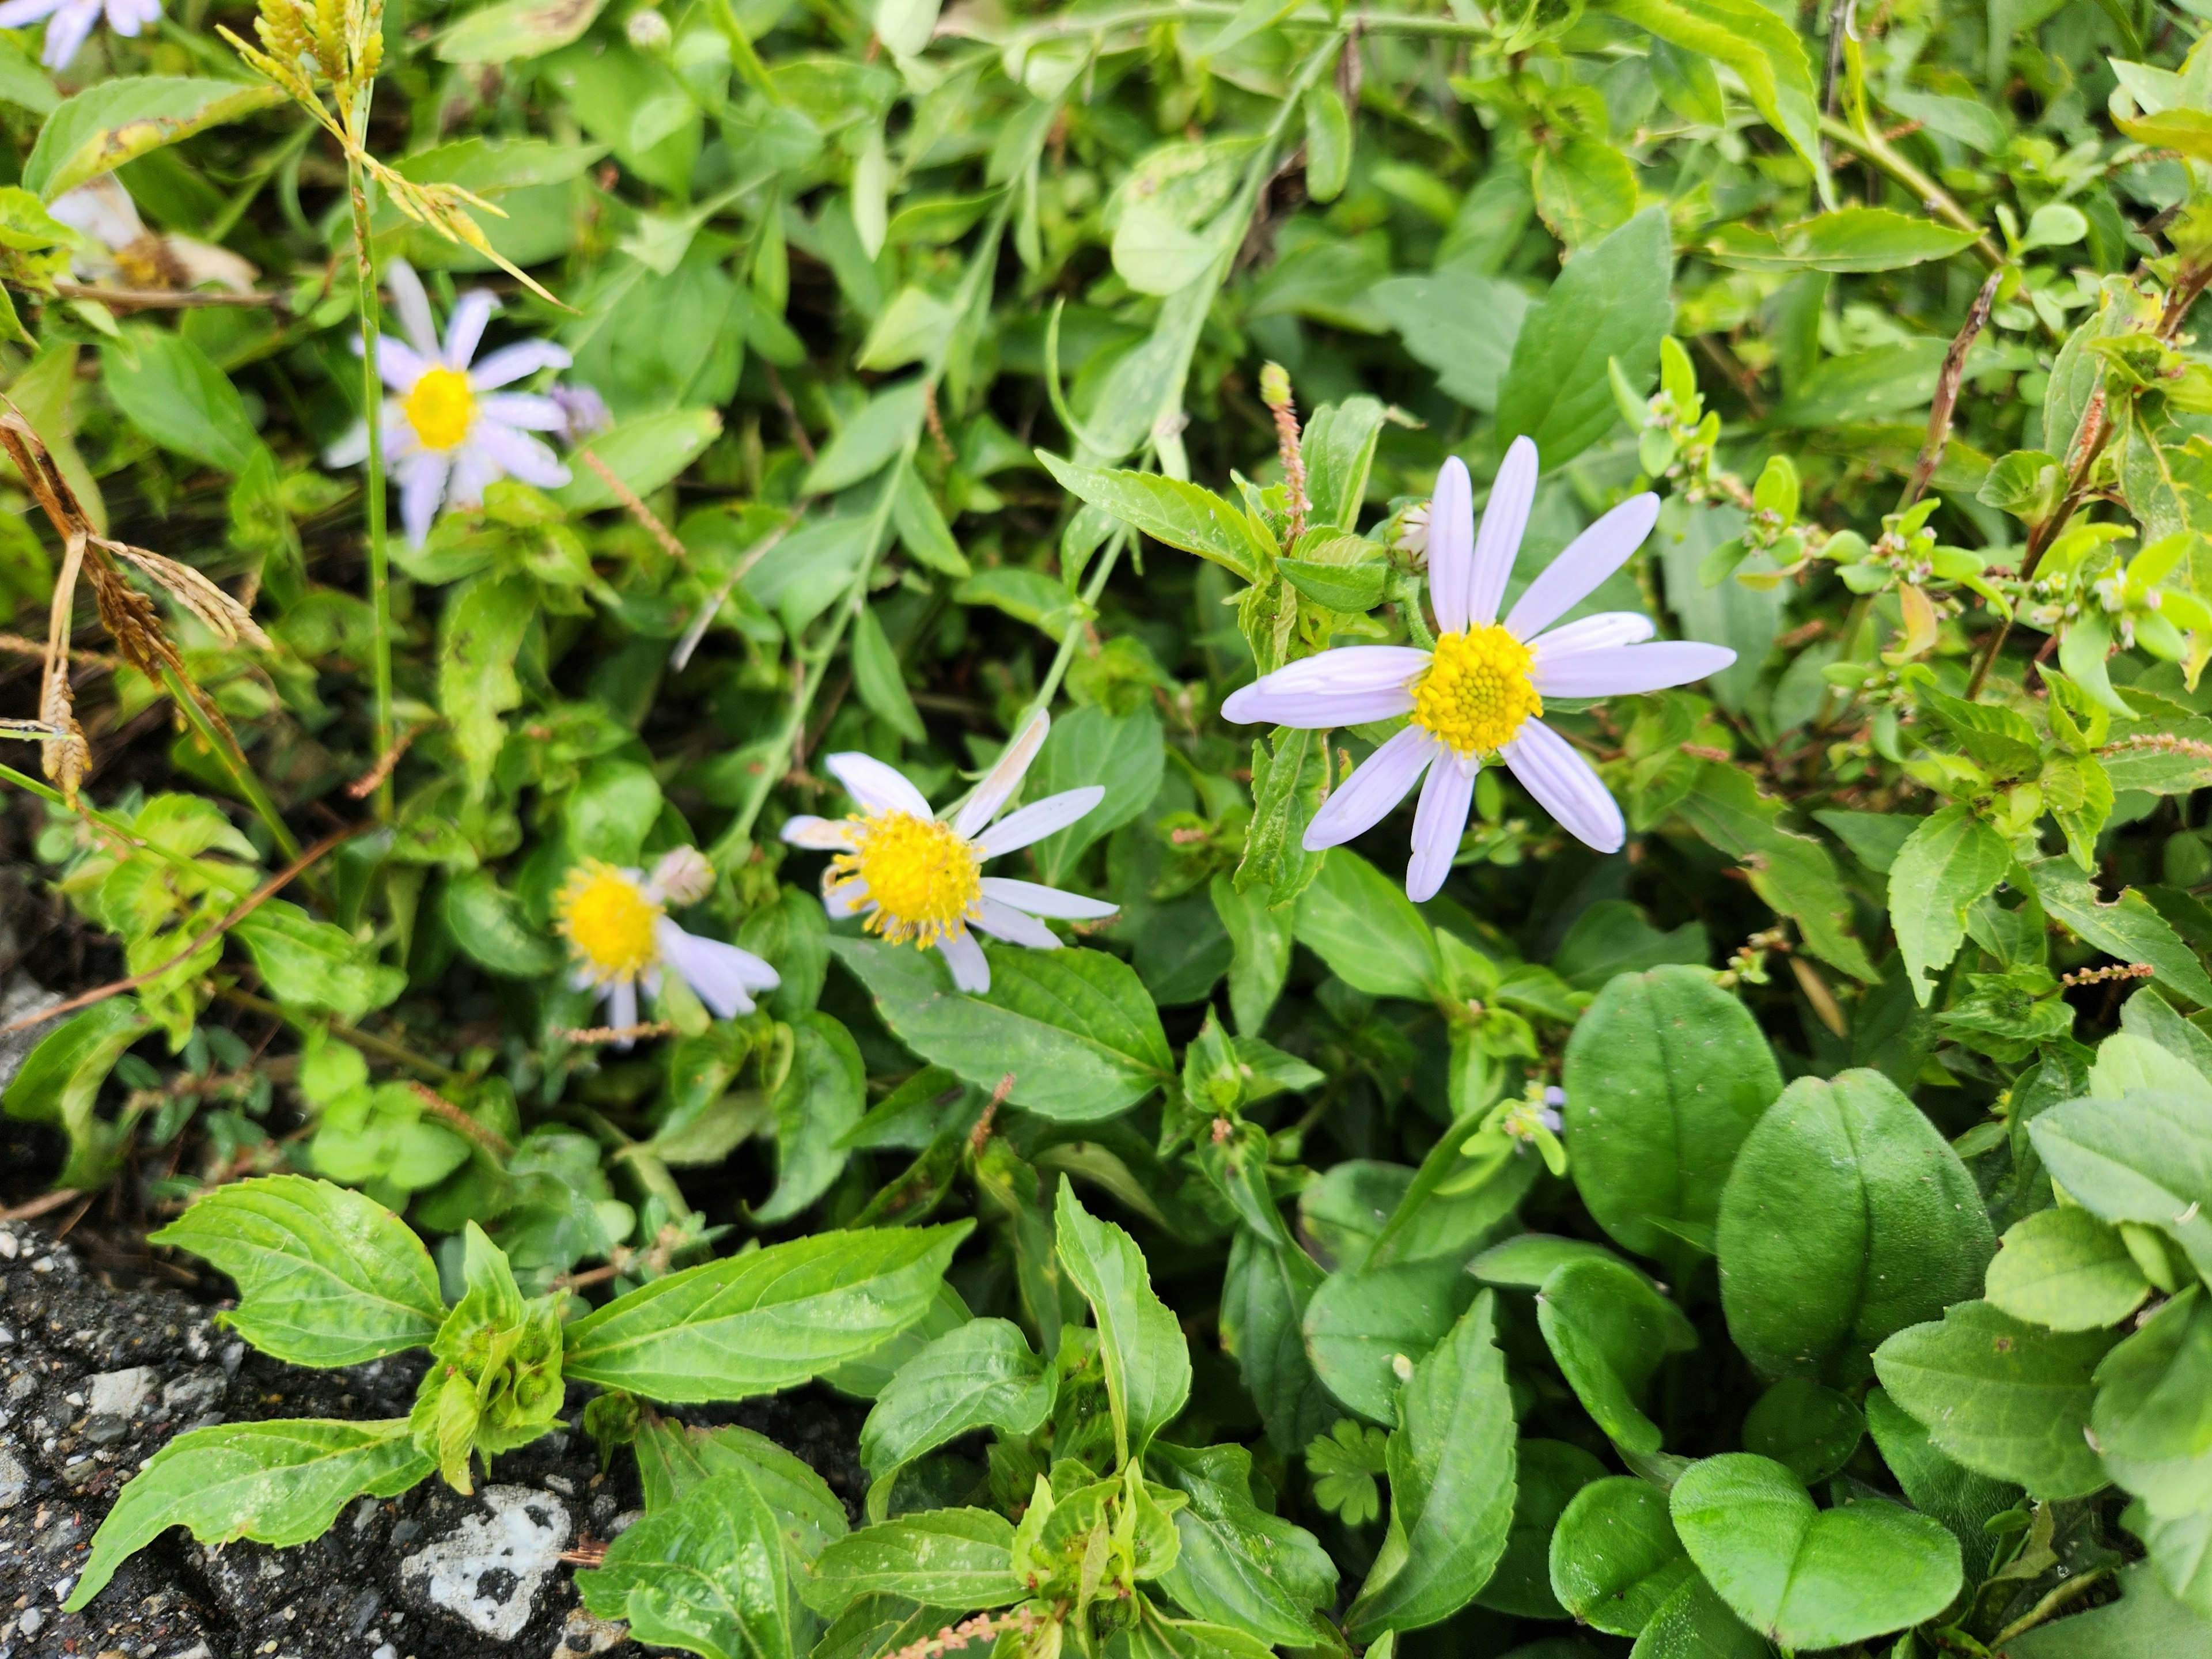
[324, 420, 371, 469]
[382, 257, 440, 360]
[938, 927, 991, 992]
[656, 918, 778, 1018]
[1426, 456, 1476, 634]
[1221, 646, 1428, 728]
[822, 874, 872, 918]
[1533, 641, 1738, 699]
[446, 445, 500, 510]
[372, 336, 431, 394]
[1529, 611, 1657, 660]
[1407, 752, 1475, 903]
[468, 422, 570, 488]
[469, 340, 572, 390]
[980, 876, 1118, 919]
[1502, 719, 1625, 854]
[780, 815, 858, 851]
[953, 709, 1050, 838]
[825, 751, 933, 817]
[1505, 493, 1660, 639]
[39, 0, 96, 67]
[975, 786, 1103, 857]
[476, 392, 566, 431]
[1470, 435, 1539, 627]
[398, 450, 449, 546]
[444, 289, 497, 369]
[608, 978, 638, 1039]
[1302, 725, 1438, 851]
[48, 177, 141, 249]
[0, 0, 63, 26]
[972, 897, 1061, 950]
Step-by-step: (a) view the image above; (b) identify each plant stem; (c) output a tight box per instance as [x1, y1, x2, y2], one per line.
[159, 664, 301, 862]
[220, 987, 460, 1082]
[1024, 527, 1132, 724]
[347, 153, 395, 825]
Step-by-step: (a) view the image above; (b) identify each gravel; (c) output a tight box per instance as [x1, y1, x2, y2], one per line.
[0, 1217, 869, 1658]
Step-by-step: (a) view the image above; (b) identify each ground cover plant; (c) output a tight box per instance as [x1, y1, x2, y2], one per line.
[9, 0, 2212, 1652]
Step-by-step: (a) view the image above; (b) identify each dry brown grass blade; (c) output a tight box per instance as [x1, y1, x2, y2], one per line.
[37, 536, 89, 800]
[107, 543, 274, 650]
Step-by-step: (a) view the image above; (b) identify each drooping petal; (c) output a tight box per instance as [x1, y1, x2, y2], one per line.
[1504, 492, 1661, 640]
[37, 0, 97, 66]
[1469, 435, 1539, 627]
[47, 177, 142, 249]
[980, 876, 1118, 919]
[656, 918, 778, 1018]
[382, 257, 441, 360]
[1426, 456, 1476, 634]
[953, 710, 1051, 838]
[0, 0, 63, 28]
[1302, 725, 1439, 851]
[1221, 646, 1428, 729]
[1502, 718, 1625, 854]
[475, 392, 567, 431]
[367, 335, 433, 394]
[779, 815, 858, 851]
[469, 340, 573, 391]
[972, 897, 1061, 950]
[1407, 750, 1475, 902]
[444, 289, 497, 369]
[938, 927, 991, 993]
[975, 786, 1104, 857]
[397, 450, 450, 546]
[1528, 611, 1656, 660]
[324, 419, 372, 470]
[468, 421, 571, 489]
[825, 751, 934, 818]
[1533, 641, 1738, 699]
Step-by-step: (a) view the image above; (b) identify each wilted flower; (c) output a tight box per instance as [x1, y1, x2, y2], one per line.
[550, 381, 612, 444]
[325, 258, 577, 544]
[554, 847, 779, 1042]
[48, 177, 255, 293]
[0, 0, 158, 69]
[780, 712, 1117, 993]
[1223, 438, 1736, 899]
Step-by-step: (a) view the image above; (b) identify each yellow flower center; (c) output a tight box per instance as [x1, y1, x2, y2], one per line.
[1410, 624, 1542, 756]
[403, 366, 474, 451]
[831, 810, 980, 948]
[555, 861, 662, 983]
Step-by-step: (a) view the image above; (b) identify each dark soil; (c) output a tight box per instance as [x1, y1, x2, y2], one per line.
[0, 1214, 869, 1659]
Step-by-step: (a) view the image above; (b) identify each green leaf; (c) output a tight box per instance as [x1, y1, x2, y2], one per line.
[1532, 136, 1638, 248]
[1022, 704, 1165, 885]
[1670, 1453, 1961, 1650]
[1742, 1377, 1864, 1485]
[1548, 1476, 1696, 1637]
[1628, 1575, 1772, 1659]
[1276, 556, 1387, 614]
[2027, 1088, 2212, 1281]
[1293, 849, 1440, 1001]
[150, 1175, 444, 1368]
[2004, 1560, 2212, 1656]
[802, 1510, 1022, 1618]
[1772, 338, 1950, 426]
[1, 997, 150, 1190]
[23, 77, 285, 200]
[1035, 453, 1270, 582]
[858, 1318, 1052, 1481]
[1863, 1387, 2022, 1580]
[1702, 206, 1981, 272]
[849, 604, 926, 744]
[1149, 1441, 1338, 1645]
[67, 1418, 431, 1610]
[1210, 877, 1295, 1036]
[1304, 1258, 1478, 1425]
[559, 408, 723, 511]
[635, 1420, 850, 1574]
[1596, 0, 1820, 171]
[1678, 762, 1878, 981]
[1889, 805, 2014, 1005]
[1301, 397, 1385, 532]
[577, 1473, 793, 1659]
[234, 901, 408, 1024]
[1346, 1291, 1518, 1641]
[562, 1222, 971, 1402]
[440, 573, 535, 798]
[1495, 206, 1673, 467]
[2028, 860, 2212, 1007]
[1055, 1176, 1192, 1463]
[1561, 965, 1782, 1259]
[1718, 1069, 1995, 1385]
[829, 938, 1171, 1122]
[1220, 1229, 1336, 1455]
[101, 327, 266, 475]
[1872, 1300, 2119, 1499]
[752, 1012, 864, 1226]
[1370, 272, 1531, 413]
[1536, 1257, 1698, 1456]
[2092, 1285, 2212, 1519]
[1987, 1205, 2152, 1331]
[435, 0, 610, 60]
[441, 871, 565, 978]
[1476, 1438, 1606, 1619]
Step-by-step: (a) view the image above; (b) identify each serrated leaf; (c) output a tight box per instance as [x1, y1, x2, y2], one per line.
[576, 1472, 794, 1659]
[1055, 1177, 1192, 1463]
[1889, 805, 2014, 1005]
[24, 77, 284, 200]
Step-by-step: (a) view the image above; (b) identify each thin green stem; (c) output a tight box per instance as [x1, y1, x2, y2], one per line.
[1005, 3, 1488, 41]
[1024, 527, 1133, 724]
[0, 760, 207, 880]
[159, 664, 301, 863]
[221, 987, 459, 1082]
[347, 153, 395, 824]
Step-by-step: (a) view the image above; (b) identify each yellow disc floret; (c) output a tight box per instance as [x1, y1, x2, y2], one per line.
[555, 860, 663, 983]
[1410, 624, 1542, 756]
[403, 366, 475, 451]
[831, 810, 981, 948]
